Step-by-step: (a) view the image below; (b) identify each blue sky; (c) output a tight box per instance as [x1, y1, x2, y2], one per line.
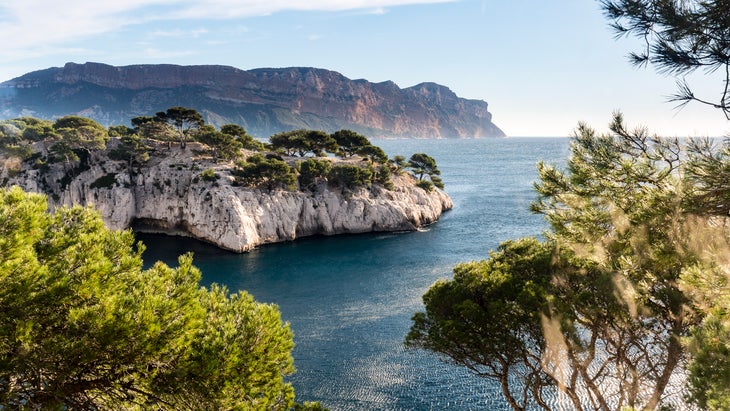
[1, 0, 727, 137]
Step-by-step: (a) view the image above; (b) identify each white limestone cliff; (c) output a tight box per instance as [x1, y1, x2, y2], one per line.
[1, 144, 452, 252]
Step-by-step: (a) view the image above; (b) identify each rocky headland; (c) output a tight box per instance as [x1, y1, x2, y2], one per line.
[0, 141, 452, 252]
[0, 62, 504, 139]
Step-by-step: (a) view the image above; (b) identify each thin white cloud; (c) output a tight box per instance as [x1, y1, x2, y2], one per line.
[148, 28, 209, 38]
[166, 0, 454, 19]
[0, 0, 452, 53]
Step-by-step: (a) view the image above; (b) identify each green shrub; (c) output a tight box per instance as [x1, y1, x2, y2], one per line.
[375, 164, 394, 190]
[200, 168, 218, 182]
[233, 156, 296, 190]
[298, 158, 332, 190]
[416, 179, 434, 192]
[327, 164, 373, 189]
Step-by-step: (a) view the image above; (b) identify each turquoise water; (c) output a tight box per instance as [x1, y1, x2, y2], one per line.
[139, 137, 571, 410]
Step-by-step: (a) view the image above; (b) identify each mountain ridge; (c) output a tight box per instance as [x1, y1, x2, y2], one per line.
[0, 62, 505, 139]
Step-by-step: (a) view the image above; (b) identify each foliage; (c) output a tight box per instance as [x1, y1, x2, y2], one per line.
[154, 106, 205, 149]
[679, 138, 730, 410]
[0, 187, 296, 410]
[48, 116, 109, 163]
[601, 0, 730, 118]
[47, 141, 79, 163]
[531, 115, 701, 410]
[375, 164, 394, 190]
[683, 138, 730, 215]
[294, 401, 330, 411]
[407, 238, 558, 410]
[357, 144, 388, 163]
[53, 116, 109, 149]
[269, 130, 306, 156]
[233, 154, 297, 190]
[200, 168, 218, 182]
[269, 129, 337, 157]
[305, 130, 339, 156]
[0, 121, 33, 159]
[221, 124, 265, 151]
[20, 118, 57, 142]
[408, 153, 444, 189]
[0, 119, 51, 160]
[196, 125, 243, 161]
[131, 115, 176, 141]
[681, 261, 730, 410]
[107, 124, 134, 137]
[108, 133, 151, 177]
[409, 113, 719, 410]
[389, 155, 408, 175]
[298, 158, 332, 191]
[327, 164, 373, 189]
[331, 129, 371, 157]
[415, 179, 433, 192]
[408, 153, 440, 180]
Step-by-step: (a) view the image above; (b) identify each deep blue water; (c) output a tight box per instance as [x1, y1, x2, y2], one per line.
[139, 137, 571, 410]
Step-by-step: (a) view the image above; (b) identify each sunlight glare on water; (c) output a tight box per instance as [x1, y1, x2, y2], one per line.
[140, 137, 571, 410]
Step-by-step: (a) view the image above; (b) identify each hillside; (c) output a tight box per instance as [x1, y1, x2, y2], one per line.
[0, 62, 504, 138]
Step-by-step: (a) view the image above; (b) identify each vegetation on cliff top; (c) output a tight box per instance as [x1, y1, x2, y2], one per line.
[0, 107, 445, 193]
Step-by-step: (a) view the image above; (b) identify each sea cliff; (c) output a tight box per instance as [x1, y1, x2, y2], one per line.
[0, 142, 452, 252]
[0, 62, 505, 138]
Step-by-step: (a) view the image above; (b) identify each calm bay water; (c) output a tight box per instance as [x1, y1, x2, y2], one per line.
[139, 137, 571, 410]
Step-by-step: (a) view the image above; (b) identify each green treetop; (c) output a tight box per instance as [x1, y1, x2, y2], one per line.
[48, 116, 109, 163]
[408, 114, 725, 410]
[0, 187, 298, 410]
[196, 125, 244, 161]
[330, 129, 371, 158]
[269, 129, 338, 157]
[233, 154, 297, 190]
[220, 124, 265, 151]
[408, 153, 444, 189]
[153, 107, 205, 149]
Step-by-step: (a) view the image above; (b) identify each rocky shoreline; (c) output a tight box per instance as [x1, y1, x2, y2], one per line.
[1, 142, 452, 252]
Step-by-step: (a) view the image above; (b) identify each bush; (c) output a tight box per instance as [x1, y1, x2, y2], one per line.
[416, 179, 434, 192]
[375, 164, 394, 190]
[298, 159, 332, 191]
[200, 168, 218, 182]
[327, 164, 373, 189]
[233, 156, 296, 190]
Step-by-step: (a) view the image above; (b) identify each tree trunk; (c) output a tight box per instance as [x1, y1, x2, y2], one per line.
[644, 333, 683, 410]
[499, 373, 525, 411]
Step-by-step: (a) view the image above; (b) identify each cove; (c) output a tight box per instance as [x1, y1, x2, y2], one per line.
[139, 137, 570, 410]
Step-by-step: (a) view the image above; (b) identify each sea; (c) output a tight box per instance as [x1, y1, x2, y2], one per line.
[138, 137, 572, 410]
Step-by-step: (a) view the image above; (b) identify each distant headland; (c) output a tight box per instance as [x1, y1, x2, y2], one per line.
[0, 62, 505, 139]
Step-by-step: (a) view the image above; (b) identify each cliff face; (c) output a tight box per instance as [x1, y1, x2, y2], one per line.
[0, 144, 452, 252]
[0, 62, 504, 138]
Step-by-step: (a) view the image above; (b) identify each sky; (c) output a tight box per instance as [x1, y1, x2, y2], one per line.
[0, 0, 728, 137]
